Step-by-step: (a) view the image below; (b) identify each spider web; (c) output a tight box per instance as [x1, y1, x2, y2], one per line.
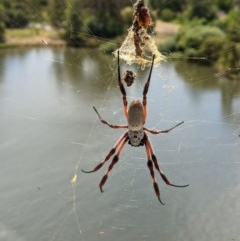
[0, 1, 240, 241]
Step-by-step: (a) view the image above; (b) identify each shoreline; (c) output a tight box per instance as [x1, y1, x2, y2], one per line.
[0, 21, 178, 49]
[1, 28, 66, 48]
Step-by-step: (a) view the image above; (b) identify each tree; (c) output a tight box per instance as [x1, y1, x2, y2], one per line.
[150, 0, 186, 12]
[216, 8, 240, 78]
[185, 0, 217, 21]
[64, 0, 84, 47]
[215, 0, 233, 12]
[49, 0, 66, 28]
[0, 3, 5, 42]
[85, 0, 123, 38]
[2, 0, 31, 28]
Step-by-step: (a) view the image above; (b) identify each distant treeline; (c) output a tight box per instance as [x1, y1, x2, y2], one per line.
[0, 0, 239, 40]
[0, 0, 238, 38]
[0, 0, 130, 44]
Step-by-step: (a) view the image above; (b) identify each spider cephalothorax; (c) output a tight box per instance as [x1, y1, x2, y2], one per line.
[128, 129, 145, 146]
[82, 51, 189, 204]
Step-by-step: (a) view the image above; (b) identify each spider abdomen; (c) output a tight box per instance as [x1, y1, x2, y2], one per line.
[127, 99, 145, 146]
[127, 99, 144, 131]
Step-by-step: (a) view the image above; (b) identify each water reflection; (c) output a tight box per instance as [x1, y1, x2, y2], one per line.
[50, 48, 118, 102]
[174, 60, 240, 118]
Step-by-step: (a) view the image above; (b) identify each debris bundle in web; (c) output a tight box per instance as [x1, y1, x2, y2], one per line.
[113, 0, 165, 67]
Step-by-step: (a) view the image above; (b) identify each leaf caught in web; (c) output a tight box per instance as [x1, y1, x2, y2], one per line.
[71, 174, 77, 184]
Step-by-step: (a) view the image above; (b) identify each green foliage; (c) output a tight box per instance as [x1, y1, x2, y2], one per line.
[176, 25, 224, 49]
[215, 0, 233, 12]
[0, 3, 5, 21]
[5, 11, 29, 28]
[64, 0, 84, 47]
[1, 0, 51, 26]
[173, 25, 226, 63]
[159, 8, 176, 21]
[220, 9, 240, 42]
[0, 4, 5, 42]
[215, 8, 240, 77]
[85, 15, 123, 38]
[0, 3, 5, 42]
[0, 23, 5, 42]
[150, 0, 186, 12]
[158, 36, 177, 53]
[2, 0, 31, 28]
[49, 0, 66, 28]
[120, 7, 133, 27]
[217, 43, 240, 76]
[99, 42, 116, 54]
[27, 0, 50, 22]
[84, 1, 123, 38]
[183, 1, 217, 22]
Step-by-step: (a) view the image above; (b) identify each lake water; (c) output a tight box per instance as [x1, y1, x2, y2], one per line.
[0, 47, 240, 241]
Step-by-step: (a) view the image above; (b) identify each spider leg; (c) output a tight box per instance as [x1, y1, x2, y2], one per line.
[145, 135, 189, 188]
[99, 134, 128, 192]
[144, 121, 184, 134]
[81, 132, 128, 173]
[144, 135, 165, 205]
[117, 51, 128, 119]
[93, 106, 128, 129]
[142, 54, 155, 122]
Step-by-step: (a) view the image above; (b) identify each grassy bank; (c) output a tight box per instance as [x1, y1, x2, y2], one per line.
[1, 28, 65, 48]
[0, 20, 179, 50]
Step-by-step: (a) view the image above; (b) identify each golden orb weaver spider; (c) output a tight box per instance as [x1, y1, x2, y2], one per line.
[82, 51, 189, 204]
